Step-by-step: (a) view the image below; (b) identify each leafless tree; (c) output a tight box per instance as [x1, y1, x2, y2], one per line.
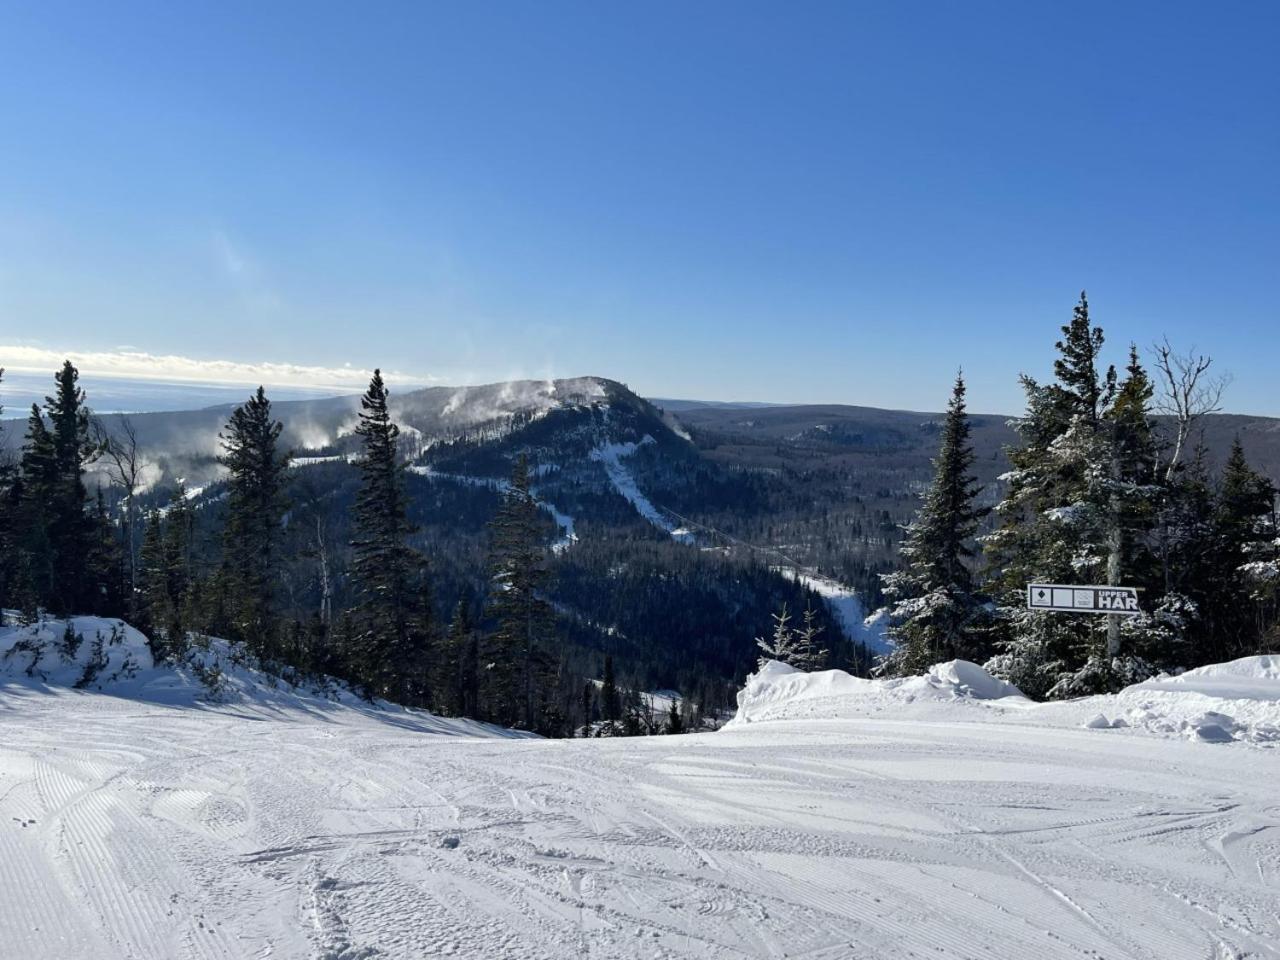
[92, 415, 145, 610]
[315, 513, 333, 627]
[1152, 338, 1231, 480]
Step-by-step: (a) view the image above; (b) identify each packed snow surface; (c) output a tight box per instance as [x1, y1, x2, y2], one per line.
[2, 623, 1279, 958]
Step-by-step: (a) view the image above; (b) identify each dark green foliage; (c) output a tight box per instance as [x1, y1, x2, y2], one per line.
[436, 598, 480, 717]
[44, 361, 98, 613]
[0, 365, 118, 621]
[666, 698, 684, 734]
[349, 370, 433, 704]
[601, 654, 619, 725]
[218, 386, 290, 656]
[483, 454, 557, 730]
[1204, 440, 1278, 658]
[880, 374, 990, 675]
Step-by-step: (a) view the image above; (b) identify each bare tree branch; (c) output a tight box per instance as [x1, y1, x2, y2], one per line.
[92, 415, 145, 610]
[1152, 338, 1231, 480]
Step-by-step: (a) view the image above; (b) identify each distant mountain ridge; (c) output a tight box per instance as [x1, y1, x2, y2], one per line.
[4, 373, 1278, 487]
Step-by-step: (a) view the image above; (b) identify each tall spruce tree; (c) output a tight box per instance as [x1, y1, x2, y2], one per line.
[138, 510, 168, 636]
[218, 386, 289, 657]
[44, 361, 97, 613]
[483, 454, 555, 730]
[880, 373, 989, 676]
[985, 294, 1165, 697]
[15, 404, 58, 617]
[601, 654, 620, 727]
[436, 598, 479, 717]
[0, 368, 11, 621]
[1210, 440, 1277, 658]
[350, 370, 432, 704]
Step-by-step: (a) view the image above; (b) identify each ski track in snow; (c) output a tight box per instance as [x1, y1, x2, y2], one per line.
[2, 683, 1278, 959]
[408, 466, 578, 553]
[778, 569, 892, 655]
[590, 439, 695, 544]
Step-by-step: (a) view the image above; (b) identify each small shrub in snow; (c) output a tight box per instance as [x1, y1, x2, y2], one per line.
[59, 622, 83, 660]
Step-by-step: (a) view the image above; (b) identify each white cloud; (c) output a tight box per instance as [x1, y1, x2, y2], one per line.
[0, 345, 437, 391]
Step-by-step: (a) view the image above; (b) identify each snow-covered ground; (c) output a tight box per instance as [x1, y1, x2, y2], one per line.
[2, 620, 1278, 959]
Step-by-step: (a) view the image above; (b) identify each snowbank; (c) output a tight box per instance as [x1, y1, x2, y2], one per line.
[1, 616, 154, 692]
[0, 615, 527, 737]
[729, 658, 1027, 726]
[730, 654, 1280, 746]
[1103, 655, 1280, 745]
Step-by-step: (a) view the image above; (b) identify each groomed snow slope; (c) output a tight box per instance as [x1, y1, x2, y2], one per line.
[2, 626, 1279, 959]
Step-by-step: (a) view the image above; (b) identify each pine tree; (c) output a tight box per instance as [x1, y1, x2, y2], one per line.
[880, 373, 989, 676]
[663, 697, 682, 734]
[86, 488, 124, 617]
[15, 405, 58, 617]
[601, 654, 619, 726]
[218, 386, 290, 658]
[349, 370, 432, 704]
[793, 603, 829, 671]
[1211, 440, 1277, 658]
[163, 483, 195, 644]
[483, 454, 556, 729]
[984, 294, 1166, 697]
[580, 680, 595, 735]
[436, 599, 478, 716]
[755, 603, 797, 667]
[0, 368, 13, 622]
[44, 361, 98, 613]
[138, 510, 170, 641]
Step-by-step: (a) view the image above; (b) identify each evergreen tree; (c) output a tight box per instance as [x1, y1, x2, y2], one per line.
[984, 295, 1164, 697]
[349, 370, 432, 704]
[601, 654, 619, 726]
[218, 386, 290, 657]
[880, 373, 989, 676]
[44, 361, 98, 613]
[138, 509, 169, 637]
[666, 698, 684, 734]
[580, 680, 595, 735]
[483, 454, 556, 730]
[793, 603, 828, 671]
[436, 598, 479, 716]
[86, 488, 124, 617]
[755, 603, 796, 667]
[163, 483, 195, 642]
[1212, 440, 1277, 657]
[15, 405, 58, 617]
[0, 368, 12, 621]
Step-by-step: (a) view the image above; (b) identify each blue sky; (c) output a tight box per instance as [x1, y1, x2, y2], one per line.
[1, 1, 1276, 414]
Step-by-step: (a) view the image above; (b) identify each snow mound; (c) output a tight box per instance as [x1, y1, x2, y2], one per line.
[729, 659, 1026, 726]
[1, 616, 153, 691]
[915, 659, 1024, 701]
[1105, 655, 1280, 745]
[730, 655, 1279, 746]
[0, 616, 527, 737]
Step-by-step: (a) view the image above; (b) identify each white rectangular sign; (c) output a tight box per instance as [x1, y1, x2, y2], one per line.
[1026, 583, 1140, 615]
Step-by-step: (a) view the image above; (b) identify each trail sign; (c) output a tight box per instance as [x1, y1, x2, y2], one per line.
[1026, 583, 1140, 615]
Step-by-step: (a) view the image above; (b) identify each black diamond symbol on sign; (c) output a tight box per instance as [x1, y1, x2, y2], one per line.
[1036, 589, 1047, 600]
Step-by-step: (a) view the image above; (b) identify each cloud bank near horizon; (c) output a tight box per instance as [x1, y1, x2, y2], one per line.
[0, 345, 437, 391]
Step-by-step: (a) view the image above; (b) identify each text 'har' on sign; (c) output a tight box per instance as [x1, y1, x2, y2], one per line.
[1026, 584, 1141, 615]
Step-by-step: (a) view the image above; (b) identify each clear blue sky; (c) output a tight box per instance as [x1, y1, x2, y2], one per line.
[1, 1, 1276, 414]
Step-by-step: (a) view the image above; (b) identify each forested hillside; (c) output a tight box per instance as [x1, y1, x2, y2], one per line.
[2, 297, 1277, 730]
